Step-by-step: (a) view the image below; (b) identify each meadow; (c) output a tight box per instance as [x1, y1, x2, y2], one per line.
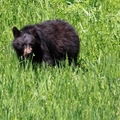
[0, 0, 120, 119]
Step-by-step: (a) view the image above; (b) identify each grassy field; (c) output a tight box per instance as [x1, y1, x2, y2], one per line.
[0, 0, 120, 119]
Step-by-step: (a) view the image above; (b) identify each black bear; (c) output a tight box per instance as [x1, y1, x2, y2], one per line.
[12, 19, 80, 66]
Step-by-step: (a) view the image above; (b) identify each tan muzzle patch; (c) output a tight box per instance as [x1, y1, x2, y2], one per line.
[23, 45, 32, 57]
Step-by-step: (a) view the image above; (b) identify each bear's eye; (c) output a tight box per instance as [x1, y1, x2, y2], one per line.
[29, 43, 34, 47]
[22, 44, 25, 47]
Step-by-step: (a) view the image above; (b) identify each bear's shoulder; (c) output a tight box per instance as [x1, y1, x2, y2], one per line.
[20, 25, 35, 32]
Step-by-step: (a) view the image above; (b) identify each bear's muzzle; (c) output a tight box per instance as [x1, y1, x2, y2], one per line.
[23, 45, 32, 57]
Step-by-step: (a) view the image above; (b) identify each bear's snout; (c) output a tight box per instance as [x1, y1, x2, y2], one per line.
[23, 45, 32, 57]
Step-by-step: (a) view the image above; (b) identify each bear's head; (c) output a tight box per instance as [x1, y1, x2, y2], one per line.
[12, 26, 39, 59]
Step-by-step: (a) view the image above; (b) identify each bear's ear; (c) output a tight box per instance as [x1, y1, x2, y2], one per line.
[12, 26, 21, 38]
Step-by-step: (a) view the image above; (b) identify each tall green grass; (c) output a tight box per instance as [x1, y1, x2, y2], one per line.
[0, 0, 120, 119]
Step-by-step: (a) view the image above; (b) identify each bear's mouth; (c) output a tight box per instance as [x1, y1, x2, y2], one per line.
[23, 45, 33, 57]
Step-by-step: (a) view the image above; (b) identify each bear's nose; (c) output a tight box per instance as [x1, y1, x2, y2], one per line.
[23, 45, 32, 57]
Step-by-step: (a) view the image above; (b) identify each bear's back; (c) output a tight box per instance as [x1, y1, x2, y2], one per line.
[38, 19, 77, 36]
[37, 19, 79, 46]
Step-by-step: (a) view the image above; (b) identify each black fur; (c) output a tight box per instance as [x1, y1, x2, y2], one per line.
[12, 19, 80, 66]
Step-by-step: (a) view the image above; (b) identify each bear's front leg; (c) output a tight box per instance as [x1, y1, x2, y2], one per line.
[43, 52, 54, 66]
